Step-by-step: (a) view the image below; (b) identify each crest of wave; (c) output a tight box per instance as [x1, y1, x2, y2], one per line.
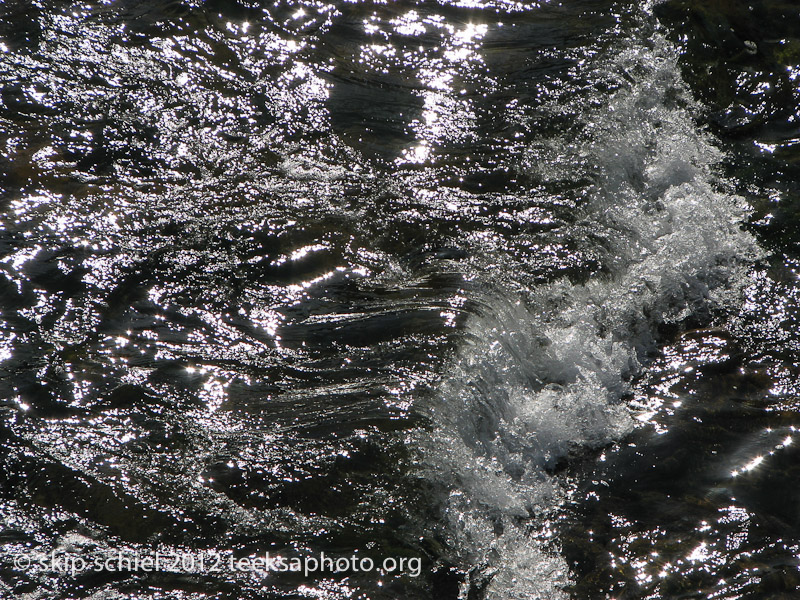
[417, 27, 761, 600]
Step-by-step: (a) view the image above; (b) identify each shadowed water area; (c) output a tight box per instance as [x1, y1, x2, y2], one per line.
[1, 0, 800, 598]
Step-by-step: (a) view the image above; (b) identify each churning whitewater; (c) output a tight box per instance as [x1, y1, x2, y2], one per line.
[6, 0, 799, 598]
[418, 11, 761, 599]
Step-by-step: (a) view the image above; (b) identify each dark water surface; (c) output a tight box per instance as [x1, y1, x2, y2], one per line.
[1, 0, 800, 598]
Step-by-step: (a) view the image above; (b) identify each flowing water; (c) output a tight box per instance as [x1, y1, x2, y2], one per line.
[1, 0, 800, 598]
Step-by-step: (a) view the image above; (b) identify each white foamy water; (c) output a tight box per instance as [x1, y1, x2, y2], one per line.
[417, 15, 762, 600]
